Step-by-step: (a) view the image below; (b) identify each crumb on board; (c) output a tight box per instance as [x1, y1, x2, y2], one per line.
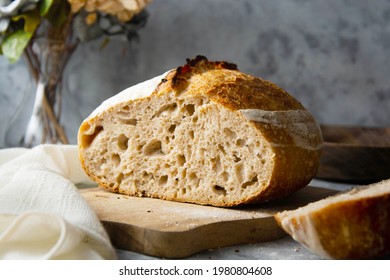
[294, 247, 301, 252]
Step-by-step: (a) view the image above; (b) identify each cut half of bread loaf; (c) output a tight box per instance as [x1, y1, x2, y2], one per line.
[275, 179, 390, 259]
[78, 56, 322, 207]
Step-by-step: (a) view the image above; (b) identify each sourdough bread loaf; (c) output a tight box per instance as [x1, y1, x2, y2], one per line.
[78, 56, 323, 207]
[275, 179, 390, 259]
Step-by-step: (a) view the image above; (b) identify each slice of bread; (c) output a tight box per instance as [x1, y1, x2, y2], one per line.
[78, 56, 322, 207]
[275, 179, 390, 259]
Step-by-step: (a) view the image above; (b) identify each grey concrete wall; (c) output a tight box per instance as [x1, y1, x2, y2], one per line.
[1, 0, 390, 147]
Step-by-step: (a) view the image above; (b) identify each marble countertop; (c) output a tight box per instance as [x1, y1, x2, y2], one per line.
[115, 179, 356, 260]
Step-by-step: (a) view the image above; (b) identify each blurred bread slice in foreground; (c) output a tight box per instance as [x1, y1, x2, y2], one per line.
[275, 179, 390, 259]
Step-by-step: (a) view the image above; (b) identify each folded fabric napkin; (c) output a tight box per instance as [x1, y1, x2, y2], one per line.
[0, 144, 117, 260]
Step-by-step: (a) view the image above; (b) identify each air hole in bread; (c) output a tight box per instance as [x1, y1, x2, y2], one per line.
[188, 172, 198, 182]
[188, 130, 194, 139]
[142, 171, 152, 180]
[177, 154, 186, 166]
[82, 125, 103, 147]
[117, 117, 137, 126]
[221, 171, 229, 182]
[213, 185, 227, 196]
[235, 163, 245, 183]
[180, 168, 187, 179]
[168, 124, 176, 133]
[153, 103, 178, 119]
[233, 154, 241, 162]
[185, 104, 195, 116]
[223, 128, 237, 140]
[117, 134, 129, 150]
[112, 153, 121, 166]
[136, 143, 144, 151]
[218, 144, 226, 155]
[158, 175, 168, 186]
[236, 138, 246, 147]
[99, 148, 107, 156]
[116, 173, 124, 184]
[143, 139, 164, 156]
[241, 176, 258, 189]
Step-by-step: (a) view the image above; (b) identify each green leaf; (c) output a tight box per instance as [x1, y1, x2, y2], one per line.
[40, 0, 54, 16]
[1, 30, 32, 63]
[24, 11, 41, 33]
[13, 10, 42, 33]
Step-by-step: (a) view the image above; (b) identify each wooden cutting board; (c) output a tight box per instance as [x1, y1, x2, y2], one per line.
[80, 186, 338, 258]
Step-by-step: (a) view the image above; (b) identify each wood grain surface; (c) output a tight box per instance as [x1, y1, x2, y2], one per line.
[317, 125, 390, 184]
[80, 186, 338, 258]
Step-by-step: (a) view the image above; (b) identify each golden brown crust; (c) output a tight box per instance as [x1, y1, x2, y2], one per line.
[313, 195, 390, 259]
[158, 55, 305, 112]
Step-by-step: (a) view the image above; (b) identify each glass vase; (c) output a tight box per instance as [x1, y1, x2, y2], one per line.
[5, 17, 78, 147]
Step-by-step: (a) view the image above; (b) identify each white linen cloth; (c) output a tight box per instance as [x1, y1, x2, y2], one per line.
[0, 144, 117, 259]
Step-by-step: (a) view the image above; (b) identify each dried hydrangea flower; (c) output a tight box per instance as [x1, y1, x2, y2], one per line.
[67, 0, 151, 24]
[67, 0, 86, 13]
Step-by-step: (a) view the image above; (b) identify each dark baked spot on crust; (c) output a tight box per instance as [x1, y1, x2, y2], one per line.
[186, 55, 208, 66]
[186, 55, 238, 70]
[170, 55, 238, 90]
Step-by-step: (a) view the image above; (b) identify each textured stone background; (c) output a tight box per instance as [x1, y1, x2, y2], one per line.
[1, 0, 390, 147]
